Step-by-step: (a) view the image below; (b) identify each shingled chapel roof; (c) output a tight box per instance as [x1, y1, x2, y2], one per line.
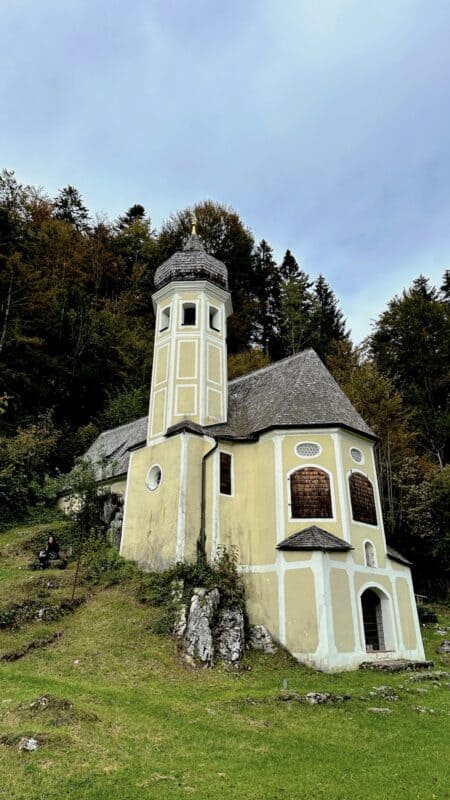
[276, 525, 353, 552]
[208, 348, 375, 439]
[84, 349, 374, 481]
[154, 233, 229, 291]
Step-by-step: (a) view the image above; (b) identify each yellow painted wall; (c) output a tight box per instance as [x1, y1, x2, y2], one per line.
[218, 439, 277, 565]
[282, 551, 312, 562]
[121, 437, 181, 569]
[396, 577, 417, 650]
[340, 432, 386, 567]
[243, 571, 279, 636]
[184, 435, 210, 563]
[281, 433, 343, 537]
[284, 568, 318, 653]
[330, 568, 355, 652]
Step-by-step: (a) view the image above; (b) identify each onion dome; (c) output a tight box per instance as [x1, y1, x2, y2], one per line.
[154, 232, 228, 291]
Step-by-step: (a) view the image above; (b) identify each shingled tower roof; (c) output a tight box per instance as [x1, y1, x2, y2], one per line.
[154, 232, 229, 291]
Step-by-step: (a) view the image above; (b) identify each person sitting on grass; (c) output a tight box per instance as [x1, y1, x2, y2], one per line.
[38, 535, 60, 568]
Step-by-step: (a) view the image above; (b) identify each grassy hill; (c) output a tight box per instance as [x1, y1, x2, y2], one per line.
[0, 519, 449, 800]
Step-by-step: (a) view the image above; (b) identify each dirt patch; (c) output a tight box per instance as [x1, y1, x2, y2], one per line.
[16, 694, 99, 726]
[0, 631, 63, 662]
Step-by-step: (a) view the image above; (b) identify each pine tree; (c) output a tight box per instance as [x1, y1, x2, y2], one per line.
[116, 204, 146, 230]
[371, 275, 450, 467]
[252, 239, 283, 357]
[279, 249, 300, 281]
[308, 274, 349, 362]
[279, 250, 314, 354]
[53, 185, 89, 231]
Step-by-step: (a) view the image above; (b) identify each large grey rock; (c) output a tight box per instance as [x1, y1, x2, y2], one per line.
[184, 588, 220, 666]
[249, 625, 277, 654]
[437, 640, 450, 654]
[216, 608, 245, 666]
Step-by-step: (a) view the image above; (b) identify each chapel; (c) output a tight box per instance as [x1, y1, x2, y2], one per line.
[85, 228, 425, 671]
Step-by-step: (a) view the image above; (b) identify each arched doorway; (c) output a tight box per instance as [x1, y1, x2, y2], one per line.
[361, 588, 385, 651]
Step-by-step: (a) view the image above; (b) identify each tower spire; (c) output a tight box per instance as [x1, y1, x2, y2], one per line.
[191, 211, 197, 236]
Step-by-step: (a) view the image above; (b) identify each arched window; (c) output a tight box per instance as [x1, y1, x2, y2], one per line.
[364, 540, 377, 568]
[349, 472, 377, 525]
[290, 467, 332, 519]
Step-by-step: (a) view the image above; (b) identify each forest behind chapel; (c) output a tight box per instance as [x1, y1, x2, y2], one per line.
[0, 169, 448, 596]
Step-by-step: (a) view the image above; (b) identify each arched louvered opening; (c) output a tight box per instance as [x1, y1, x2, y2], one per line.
[290, 467, 332, 519]
[361, 588, 385, 651]
[349, 472, 377, 525]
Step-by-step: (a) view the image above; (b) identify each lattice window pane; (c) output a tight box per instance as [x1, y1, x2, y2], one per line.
[350, 447, 363, 463]
[296, 442, 320, 458]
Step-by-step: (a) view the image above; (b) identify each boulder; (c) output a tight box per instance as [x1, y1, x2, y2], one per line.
[437, 641, 450, 654]
[184, 588, 220, 666]
[249, 625, 277, 654]
[216, 608, 245, 666]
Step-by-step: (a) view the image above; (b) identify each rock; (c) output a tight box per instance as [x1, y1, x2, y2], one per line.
[409, 670, 450, 683]
[369, 686, 399, 701]
[368, 707, 392, 714]
[436, 627, 449, 636]
[18, 737, 39, 752]
[436, 641, 450, 654]
[414, 706, 435, 714]
[216, 608, 245, 665]
[184, 588, 220, 666]
[360, 660, 434, 673]
[249, 625, 277, 654]
[305, 692, 351, 705]
[171, 581, 187, 638]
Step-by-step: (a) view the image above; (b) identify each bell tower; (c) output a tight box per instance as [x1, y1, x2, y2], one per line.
[147, 223, 232, 442]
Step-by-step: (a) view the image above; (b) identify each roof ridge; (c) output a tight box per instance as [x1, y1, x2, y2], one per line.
[228, 349, 315, 386]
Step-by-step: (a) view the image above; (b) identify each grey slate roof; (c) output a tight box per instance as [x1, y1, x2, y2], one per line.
[84, 416, 148, 481]
[386, 545, 412, 566]
[154, 234, 228, 291]
[276, 525, 353, 552]
[208, 349, 375, 439]
[84, 349, 374, 480]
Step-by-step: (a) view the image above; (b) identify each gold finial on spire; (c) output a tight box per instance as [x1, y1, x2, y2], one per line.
[191, 211, 197, 236]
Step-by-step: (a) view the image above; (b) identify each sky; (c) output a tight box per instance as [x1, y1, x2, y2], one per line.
[1, 0, 449, 342]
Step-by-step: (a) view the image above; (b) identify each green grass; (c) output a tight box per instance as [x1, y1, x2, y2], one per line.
[0, 521, 449, 800]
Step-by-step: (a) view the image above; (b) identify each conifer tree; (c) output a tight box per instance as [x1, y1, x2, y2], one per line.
[278, 250, 314, 354]
[309, 274, 349, 362]
[371, 274, 450, 467]
[252, 239, 283, 357]
[53, 185, 89, 231]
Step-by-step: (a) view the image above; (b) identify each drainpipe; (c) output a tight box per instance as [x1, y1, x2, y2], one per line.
[197, 437, 219, 565]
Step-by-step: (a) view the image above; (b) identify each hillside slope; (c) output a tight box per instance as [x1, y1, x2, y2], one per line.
[0, 520, 449, 800]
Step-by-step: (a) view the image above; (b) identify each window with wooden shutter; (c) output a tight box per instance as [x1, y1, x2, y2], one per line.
[220, 452, 232, 495]
[349, 472, 377, 525]
[290, 467, 332, 519]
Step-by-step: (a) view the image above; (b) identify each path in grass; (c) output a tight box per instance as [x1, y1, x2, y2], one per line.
[0, 523, 449, 800]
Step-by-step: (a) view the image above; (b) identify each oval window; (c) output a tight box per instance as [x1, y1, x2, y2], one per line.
[296, 442, 321, 458]
[350, 447, 363, 464]
[146, 464, 162, 492]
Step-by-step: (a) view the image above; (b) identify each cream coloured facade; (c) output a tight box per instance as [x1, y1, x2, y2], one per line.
[86, 231, 425, 672]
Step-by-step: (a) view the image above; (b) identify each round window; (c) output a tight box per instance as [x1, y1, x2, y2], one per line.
[296, 442, 321, 458]
[146, 464, 162, 491]
[350, 447, 363, 464]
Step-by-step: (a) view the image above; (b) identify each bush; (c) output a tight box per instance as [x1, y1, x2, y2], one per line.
[80, 543, 136, 587]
